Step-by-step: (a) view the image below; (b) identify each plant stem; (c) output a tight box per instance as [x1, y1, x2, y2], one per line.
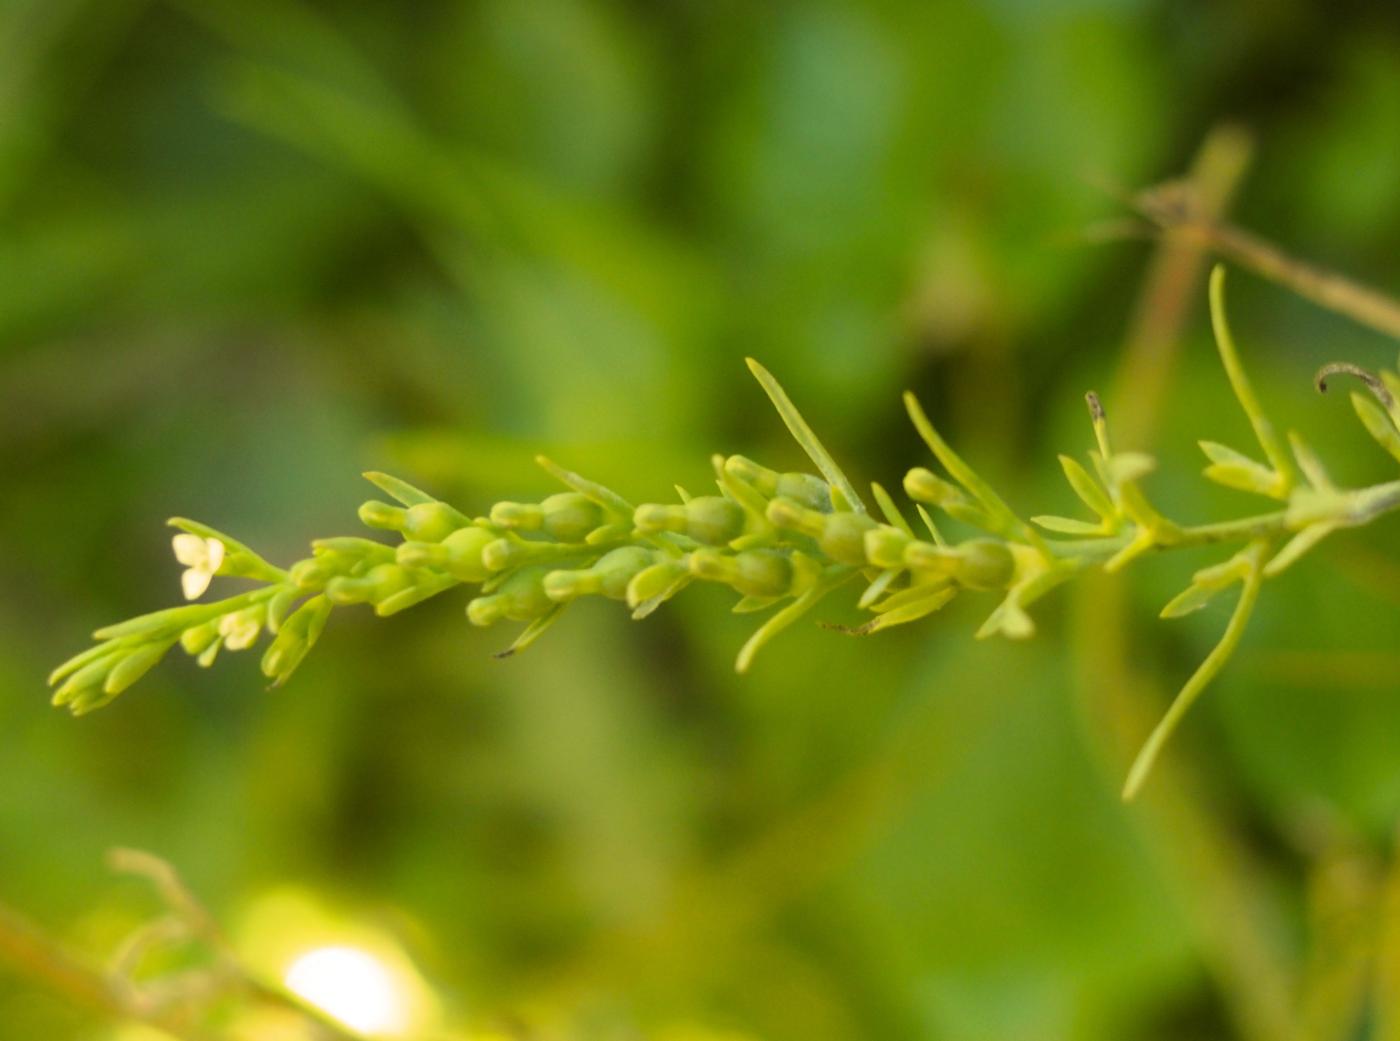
[1045, 478, 1400, 566]
[1136, 187, 1400, 342]
[1122, 544, 1266, 801]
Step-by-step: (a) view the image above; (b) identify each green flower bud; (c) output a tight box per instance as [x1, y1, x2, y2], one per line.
[404, 502, 469, 541]
[904, 468, 964, 506]
[311, 538, 397, 568]
[397, 525, 497, 583]
[766, 499, 876, 565]
[325, 563, 412, 606]
[864, 526, 912, 569]
[911, 538, 1014, 591]
[360, 500, 467, 541]
[481, 534, 585, 572]
[724, 456, 831, 511]
[816, 513, 878, 565]
[216, 604, 266, 650]
[625, 558, 689, 610]
[634, 496, 747, 546]
[952, 539, 1015, 590]
[902, 539, 958, 576]
[776, 472, 832, 511]
[467, 566, 554, 626]
[491, 493, 604, 543]
[289, 558, 334, 590]
[51, 651, 119, 708]
[765, 497, 826, 538]
[689, 548, 797, 598]
[179, 620, 221, 656]
[358, 500, 407, 532]
[266, 587, 300, 632]
[544, 547, 655, 602]
[261, 595, 333, 684]
[104, 641, 174, 696]
[489, 500, 543, 531]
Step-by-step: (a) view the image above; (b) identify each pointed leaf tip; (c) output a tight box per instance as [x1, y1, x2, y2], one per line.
[747, 358, 865, 514]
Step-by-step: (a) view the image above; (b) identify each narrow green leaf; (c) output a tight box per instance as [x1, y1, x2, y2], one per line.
[903, 391, 1018, 532]
[870, 482, 913, 536]
[1264, 523, 1339, 576]
[1159, 583, 1223, 619]
[103, 640, 177, 696]
[493, 605, 565, 659]
[374, 572, 460, 616]
[1031, 515, 1105, 535]
[746, 358, 866, 514]
[1209, 265, 1295, 489]
[975, 600, 1034, 640]
[1123, 539, 1267, 800]
[1289, 433, 1334, 492]
[49, 640, 123, 687]
[361, 471, 437, 506]
[859, 585, 957, 633]
[535, 455, 633, 515]
[733, 595, 782, 614]
[1058, 455, 1114, 519]
[1198, 440, 1285, 498]
[1106, 452, 1157, 486]
[870, 580, 954, 615]
[735, 570, 856, 673]
[1352, 392, 1400, 465]
[914, 505, 946, 546]
[1204, 462, 1284, 497]
[857, 568, 901, 610]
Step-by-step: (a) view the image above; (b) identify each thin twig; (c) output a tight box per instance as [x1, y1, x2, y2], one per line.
[1134, 181, 1400, 342]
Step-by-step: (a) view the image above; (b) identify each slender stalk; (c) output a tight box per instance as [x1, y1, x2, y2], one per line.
[1135, 186, 1400, 342]
[1122, 543, 1266, 800]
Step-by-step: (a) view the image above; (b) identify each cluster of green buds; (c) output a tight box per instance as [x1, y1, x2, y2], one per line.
[48, 267, 1400, 798]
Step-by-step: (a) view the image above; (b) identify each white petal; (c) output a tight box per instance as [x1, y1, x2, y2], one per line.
[224, 622, 258, 650]
[205, 537, 225, 571]
[181, 568, 213, 600]
[172, 533, 206, 567]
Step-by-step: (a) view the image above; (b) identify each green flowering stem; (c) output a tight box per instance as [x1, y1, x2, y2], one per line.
[47, 266, 1400, 799]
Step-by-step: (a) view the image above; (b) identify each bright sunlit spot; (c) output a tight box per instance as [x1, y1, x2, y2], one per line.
[284, 945, 410, 1036]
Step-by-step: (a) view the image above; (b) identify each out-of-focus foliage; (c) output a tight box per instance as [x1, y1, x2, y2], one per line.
[4, 2, 1400, 1039]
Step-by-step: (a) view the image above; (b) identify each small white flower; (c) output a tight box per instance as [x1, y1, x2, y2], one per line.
[172, 534, 225, 600]
[218, 608, 262, 651]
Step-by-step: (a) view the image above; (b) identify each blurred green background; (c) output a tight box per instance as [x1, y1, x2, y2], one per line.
[5, 1, 1400, 1039]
